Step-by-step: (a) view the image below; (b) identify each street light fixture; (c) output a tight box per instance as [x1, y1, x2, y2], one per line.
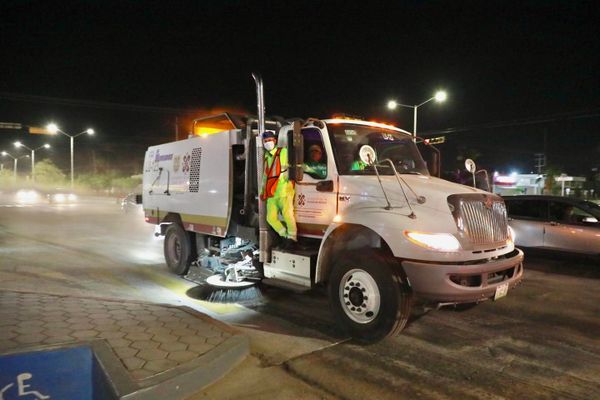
[46, 123, 95, 188]
[387, 90, 448, 137]
[13, 141, 51, 183]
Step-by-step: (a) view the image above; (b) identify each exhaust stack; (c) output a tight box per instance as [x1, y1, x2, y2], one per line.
[252, 73, 270, 263]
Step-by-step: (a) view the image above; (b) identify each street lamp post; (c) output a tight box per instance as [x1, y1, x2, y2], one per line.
[387, 90, 448, 137]
[47, 123, 94, 188]
[0, 151, 29, 181]
[13, 142, 50, 183]
[1, 151, 18, 180]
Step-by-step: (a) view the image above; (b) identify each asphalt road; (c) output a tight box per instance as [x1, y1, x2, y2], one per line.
[1, 194, 599, 399]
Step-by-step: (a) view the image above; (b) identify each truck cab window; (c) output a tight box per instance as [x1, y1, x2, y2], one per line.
[327, 123, 429, 176]
[301, 128, 327, 180]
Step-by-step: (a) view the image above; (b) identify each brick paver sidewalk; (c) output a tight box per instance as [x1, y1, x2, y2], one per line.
[0, 291, 236, 381]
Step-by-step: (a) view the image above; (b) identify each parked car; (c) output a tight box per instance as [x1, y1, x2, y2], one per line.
[503, 195, 600, 256]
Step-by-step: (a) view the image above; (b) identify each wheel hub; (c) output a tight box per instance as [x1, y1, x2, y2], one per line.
[348, 287, 364, 307]
[340, 268, 381, 324]
[167, 235, 181, 263]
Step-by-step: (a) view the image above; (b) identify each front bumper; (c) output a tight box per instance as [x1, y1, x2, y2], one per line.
[401, 248, 524, 303]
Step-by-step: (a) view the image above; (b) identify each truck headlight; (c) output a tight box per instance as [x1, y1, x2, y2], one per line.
[507, 226, 516, 244]
[404, 230, 461, 252]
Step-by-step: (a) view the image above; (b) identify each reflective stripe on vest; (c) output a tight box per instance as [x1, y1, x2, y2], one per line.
[264, 148, 282, 198]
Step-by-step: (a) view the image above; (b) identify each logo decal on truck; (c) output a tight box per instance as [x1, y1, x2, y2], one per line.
[154, 149, 173, 162]
[182, 153, 191, 174]
[297, 193, 306, 207]
[483, 195, 494, 209]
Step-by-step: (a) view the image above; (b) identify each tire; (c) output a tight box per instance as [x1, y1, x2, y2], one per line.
[163, 224, 195, 275]
[328, 250, 412, 344]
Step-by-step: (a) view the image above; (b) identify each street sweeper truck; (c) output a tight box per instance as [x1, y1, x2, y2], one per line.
[141, 73, 523, 343]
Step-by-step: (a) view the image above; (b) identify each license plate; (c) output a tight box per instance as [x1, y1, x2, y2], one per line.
[494, 282, 509, 300]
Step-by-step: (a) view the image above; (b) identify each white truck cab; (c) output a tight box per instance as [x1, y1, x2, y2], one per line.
[142, 76, 523, 343]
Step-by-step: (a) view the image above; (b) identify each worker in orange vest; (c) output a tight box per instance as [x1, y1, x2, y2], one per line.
[260, 131, 297, 245]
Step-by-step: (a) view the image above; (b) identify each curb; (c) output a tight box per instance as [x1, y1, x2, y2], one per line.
[123, 334, 249, 399]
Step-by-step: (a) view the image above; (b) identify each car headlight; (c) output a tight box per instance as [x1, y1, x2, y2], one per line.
[16, 190, 39, 203]
[404, 230, 461, 252]
[68, 194, 77, 201]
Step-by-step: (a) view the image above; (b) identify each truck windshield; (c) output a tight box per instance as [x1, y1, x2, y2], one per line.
[327, 123, 429, 176]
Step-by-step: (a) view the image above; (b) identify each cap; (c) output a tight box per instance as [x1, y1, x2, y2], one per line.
[262, 130, 276, 139]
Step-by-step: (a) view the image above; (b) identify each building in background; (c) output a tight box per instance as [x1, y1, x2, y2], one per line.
[493, 173, 588, 197]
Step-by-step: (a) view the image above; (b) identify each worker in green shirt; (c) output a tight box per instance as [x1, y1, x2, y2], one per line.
[303, 144, 327, 179]
[351, 159, 367, 171]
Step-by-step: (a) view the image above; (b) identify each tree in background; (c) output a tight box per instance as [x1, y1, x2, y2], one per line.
[77, 172, 115, 191]
[544, 165, 563, 195]
[77, 171, 141, 194]
[111, 176, 142, 193]
[0, 168, 13, 187]
[34, 160, 66, 186]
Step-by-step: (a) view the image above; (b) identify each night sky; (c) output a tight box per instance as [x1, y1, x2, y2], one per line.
[1, 1, 598, 176]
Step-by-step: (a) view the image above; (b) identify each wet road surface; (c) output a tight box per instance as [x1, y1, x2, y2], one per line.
[1, 194, 599, 399]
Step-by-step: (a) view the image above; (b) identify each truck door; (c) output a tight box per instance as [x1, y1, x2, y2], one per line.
[295, 127, 337, 238]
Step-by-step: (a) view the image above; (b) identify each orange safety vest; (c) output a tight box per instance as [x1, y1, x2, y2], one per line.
[264, 148, 282, 199]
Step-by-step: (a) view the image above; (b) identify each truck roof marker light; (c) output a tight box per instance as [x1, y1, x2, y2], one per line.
[404, 230, 461, 252]
[369, 120, 395, 129]
[327, 118, 402, 131]
[194, 127, 225, 136]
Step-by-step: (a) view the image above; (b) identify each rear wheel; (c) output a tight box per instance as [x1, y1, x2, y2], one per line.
[329, 250, 412, 343]
[164, 224, 195, 275]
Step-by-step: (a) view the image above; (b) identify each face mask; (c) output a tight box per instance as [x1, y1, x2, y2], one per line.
[264, 141, 275, 151]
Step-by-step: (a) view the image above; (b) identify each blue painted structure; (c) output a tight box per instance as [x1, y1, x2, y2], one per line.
[0, 346, 116, 400]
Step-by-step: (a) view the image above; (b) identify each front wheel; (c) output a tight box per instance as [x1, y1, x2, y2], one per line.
[329, 251, 412, 344]
[164, 224, 195, 275]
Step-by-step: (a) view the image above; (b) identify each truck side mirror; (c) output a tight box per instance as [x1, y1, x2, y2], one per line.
[288, 120, 304, 182]
[359, 145, 377, 165]
[465, 159, 476, 173]
[465, 159, 477, 188]
[135, 194, 143, 204]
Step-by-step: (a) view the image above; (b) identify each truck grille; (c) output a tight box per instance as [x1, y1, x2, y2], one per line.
[447, 194, 508, 245]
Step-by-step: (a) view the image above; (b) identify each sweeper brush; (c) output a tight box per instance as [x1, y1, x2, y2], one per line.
[201, 274, 262, 303]
[189, 253, 263, 303]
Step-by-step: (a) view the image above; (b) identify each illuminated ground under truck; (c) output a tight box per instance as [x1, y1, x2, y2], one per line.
[142, 74, 524, 343]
